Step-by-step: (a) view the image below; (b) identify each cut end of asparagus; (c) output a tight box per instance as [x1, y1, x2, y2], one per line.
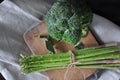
[20, 44, 120, 74]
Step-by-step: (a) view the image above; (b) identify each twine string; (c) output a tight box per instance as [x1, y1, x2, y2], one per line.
[64, 50, 86, 80]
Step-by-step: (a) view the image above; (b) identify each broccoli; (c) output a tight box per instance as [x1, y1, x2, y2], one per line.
[45, 0, 93, 45]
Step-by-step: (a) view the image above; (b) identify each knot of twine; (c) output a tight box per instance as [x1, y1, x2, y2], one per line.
[64, 50, 86, 80]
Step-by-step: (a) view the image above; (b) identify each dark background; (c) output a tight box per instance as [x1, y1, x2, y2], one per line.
[0, 0, 120, 80]
[87, 0, 120, 26]
[0, 0, 3, 3]
[0, 74, 5, 80]
[0, 0, 120, 26]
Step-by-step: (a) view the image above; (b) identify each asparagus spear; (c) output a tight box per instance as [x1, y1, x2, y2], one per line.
[20, 45, 120, 74]
[77, 64, 120, 69]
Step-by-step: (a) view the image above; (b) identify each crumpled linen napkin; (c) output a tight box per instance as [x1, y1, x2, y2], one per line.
[0, 0, 49, 80]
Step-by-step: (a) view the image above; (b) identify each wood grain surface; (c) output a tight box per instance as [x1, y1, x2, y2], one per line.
[23, 22, 98, 80]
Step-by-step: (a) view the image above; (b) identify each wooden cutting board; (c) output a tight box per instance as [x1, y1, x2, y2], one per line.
[23, 21, 98, 80]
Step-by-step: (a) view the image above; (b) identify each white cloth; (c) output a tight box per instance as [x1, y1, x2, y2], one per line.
[0, 0, 120, 80]
[0, 0, 49, 80]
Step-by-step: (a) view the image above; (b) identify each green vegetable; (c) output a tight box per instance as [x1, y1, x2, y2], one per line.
[75, 42, 84, 49]
[20, 45, 120, 74]
[45, 36, 55, 54]
[45, 0, 93, 45]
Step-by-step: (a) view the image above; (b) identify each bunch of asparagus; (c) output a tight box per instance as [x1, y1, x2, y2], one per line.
[20, 44, 120, 74]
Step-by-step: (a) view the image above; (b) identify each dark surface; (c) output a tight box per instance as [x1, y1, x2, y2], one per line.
[0, 0, 3, 3]
[87, 0, 120, 26]
[0, 73, 5, 80]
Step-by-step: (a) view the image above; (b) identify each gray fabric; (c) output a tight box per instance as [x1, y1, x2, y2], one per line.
[0, 0, 120, 80]
[10, 0, 55, 20]
[91, 14, 120, 44]
[0, 0, 49, 80]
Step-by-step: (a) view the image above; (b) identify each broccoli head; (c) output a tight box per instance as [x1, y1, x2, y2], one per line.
[45, 0, 93, 45]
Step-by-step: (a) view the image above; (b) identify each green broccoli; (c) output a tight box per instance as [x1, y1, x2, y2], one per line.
[45, 0, 93, 46]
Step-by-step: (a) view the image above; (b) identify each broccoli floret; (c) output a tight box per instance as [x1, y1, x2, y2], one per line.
[45, 0, 93, 45]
